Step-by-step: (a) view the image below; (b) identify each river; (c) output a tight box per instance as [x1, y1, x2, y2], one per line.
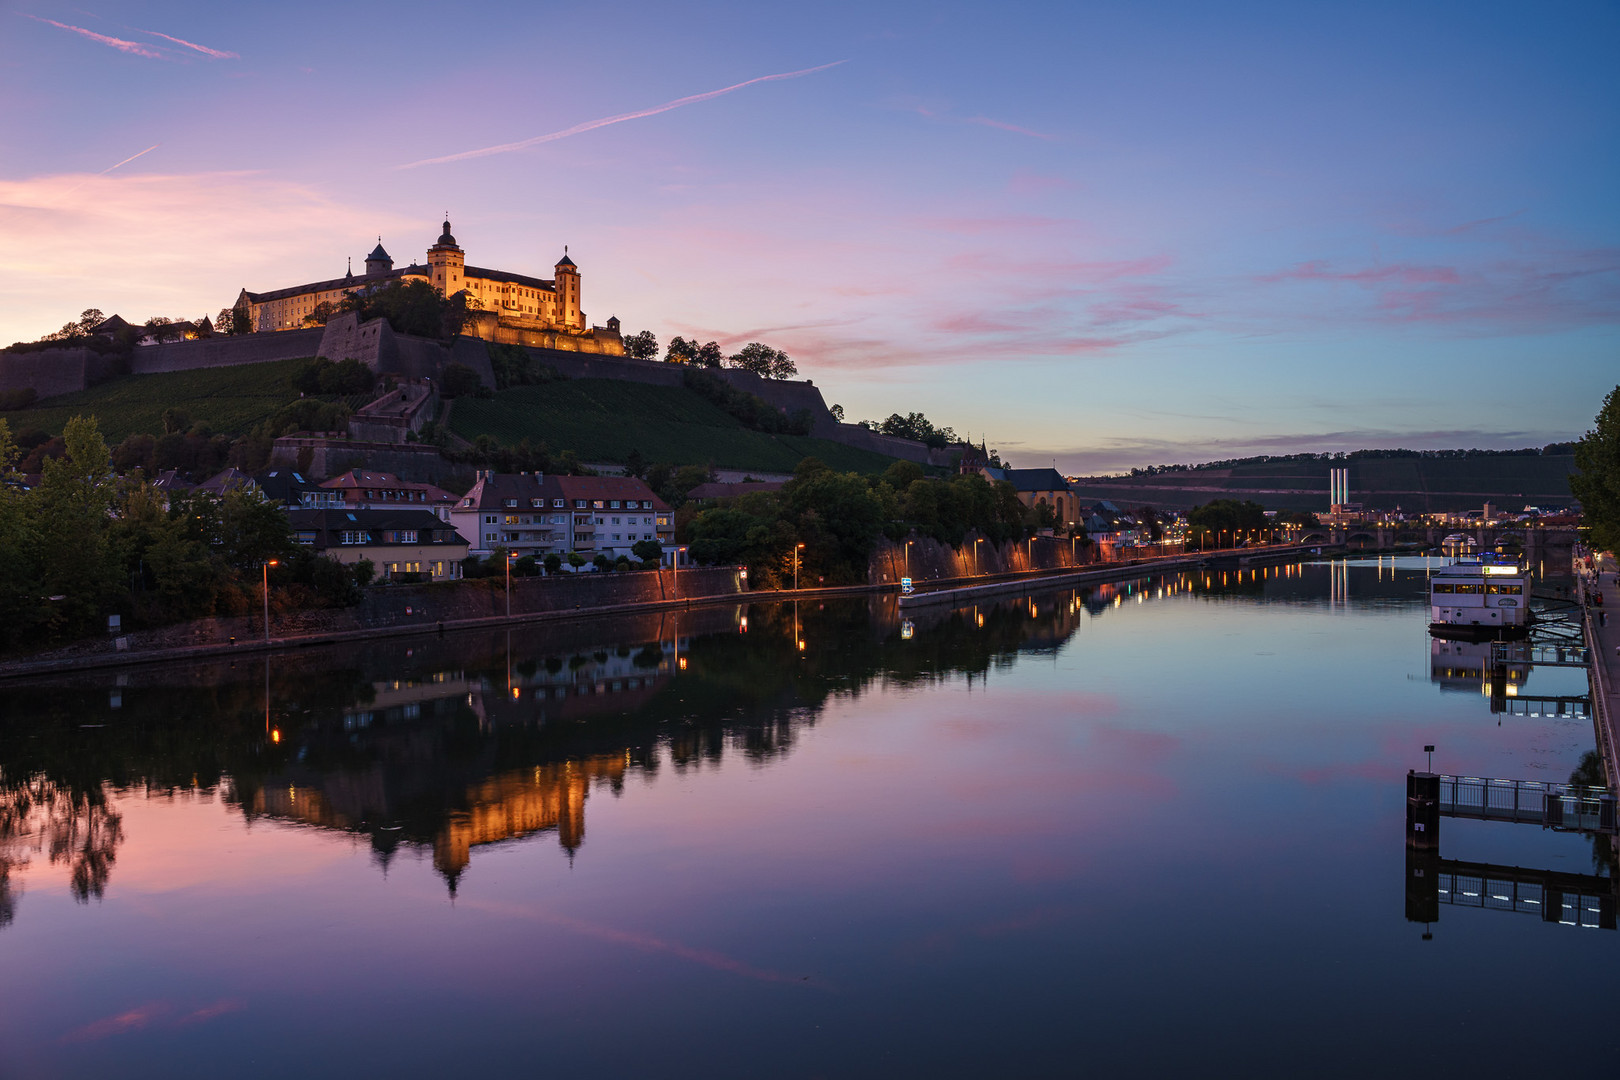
[0, 556, 1611, 1077]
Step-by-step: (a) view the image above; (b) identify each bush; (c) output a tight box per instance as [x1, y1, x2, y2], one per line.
[0, 388, 38, 411]
[440, 362, 483, 399]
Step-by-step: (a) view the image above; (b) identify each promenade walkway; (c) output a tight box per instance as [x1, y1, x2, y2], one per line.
[1578, 549, 1620, 788]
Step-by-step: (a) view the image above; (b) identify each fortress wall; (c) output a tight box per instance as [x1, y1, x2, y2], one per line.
[130, 329, 326, 375]
[0, 347, 120, 399]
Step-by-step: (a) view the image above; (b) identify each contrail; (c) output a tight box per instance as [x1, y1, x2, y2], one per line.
[136, 29, 238, 59]
[99, 144, 160, 174]
[398, 60, 848, 169]
[21, 14, 164, 58]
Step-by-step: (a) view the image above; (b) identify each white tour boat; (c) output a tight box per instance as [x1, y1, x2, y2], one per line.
[1428, 552, 1532, 639]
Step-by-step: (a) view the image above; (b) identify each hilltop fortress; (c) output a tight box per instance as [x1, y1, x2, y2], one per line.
[238, 218, 624, 355]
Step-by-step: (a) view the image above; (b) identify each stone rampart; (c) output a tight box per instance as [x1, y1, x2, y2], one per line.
[0, 347, 122, 399]
[130, 329, 326, 375]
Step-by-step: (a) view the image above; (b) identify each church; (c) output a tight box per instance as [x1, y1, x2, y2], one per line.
[235, 218, 625, 354]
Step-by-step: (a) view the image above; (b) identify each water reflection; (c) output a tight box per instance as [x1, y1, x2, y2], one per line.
[0, 565, 1345, 917]
[0, 556, 1574, 920]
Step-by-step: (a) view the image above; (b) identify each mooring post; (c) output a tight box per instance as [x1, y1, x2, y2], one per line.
[1407, 769, 1440, 852]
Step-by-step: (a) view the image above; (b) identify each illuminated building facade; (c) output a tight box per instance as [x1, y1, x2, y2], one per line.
[235, 218, 624, 353]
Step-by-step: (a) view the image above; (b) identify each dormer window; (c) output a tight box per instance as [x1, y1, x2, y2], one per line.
[504, 498, 517, 508]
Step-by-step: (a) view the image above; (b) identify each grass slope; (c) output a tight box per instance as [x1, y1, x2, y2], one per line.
[451, 379, 900, 474]
[0, 359, 314, 442]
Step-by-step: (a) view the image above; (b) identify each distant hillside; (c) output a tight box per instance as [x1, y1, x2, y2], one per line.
[1072, 453, 1579, 513]
[0, 359, 314, 442]
[450, 379, 903, 475]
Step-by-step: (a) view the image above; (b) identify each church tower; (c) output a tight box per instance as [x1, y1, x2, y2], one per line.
[554, 249, 581, 330]
[427, 218, 464, 296]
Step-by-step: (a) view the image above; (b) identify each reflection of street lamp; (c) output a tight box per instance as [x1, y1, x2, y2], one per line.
[262, 559, 279, 644]
[794, 542, 805, 590]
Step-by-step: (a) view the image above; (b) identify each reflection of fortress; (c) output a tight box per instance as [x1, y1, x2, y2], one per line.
[251, 755, 629, 886]
[245, 647, 677, 891]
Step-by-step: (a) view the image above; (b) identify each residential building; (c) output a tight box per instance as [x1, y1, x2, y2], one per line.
[288, 508, 468, 581]
[320, 469, 457, 515]
[449, 471, 674, 562]
[255, 470, 346, 509]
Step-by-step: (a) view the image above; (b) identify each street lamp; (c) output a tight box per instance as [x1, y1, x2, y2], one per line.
[262, 559, 279, 644]
[974, 537, 983, 575]
[794, 542, 805, 590]
[505, 550, 517, 618]
[905, 539, 914, 577]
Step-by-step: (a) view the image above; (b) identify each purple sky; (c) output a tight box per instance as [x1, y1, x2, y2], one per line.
[2, 0, 1615, 472]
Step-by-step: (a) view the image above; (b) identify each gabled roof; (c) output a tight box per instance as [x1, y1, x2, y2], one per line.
[194, 467, 257, 496]
[463, 266, 555, 292]
[454, 472, 553, 511]
[552, 474, 669, 510]
[1001, 468, 1070, 493]
[287, 508, 468, 550]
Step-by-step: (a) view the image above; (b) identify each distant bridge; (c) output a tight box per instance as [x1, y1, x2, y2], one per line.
[1295, 525, 1578, 556]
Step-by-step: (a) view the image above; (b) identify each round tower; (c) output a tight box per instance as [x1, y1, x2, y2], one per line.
[427, 218, 464, 295]
[554, 248, 581, 331]
[365, 238, 393, 277]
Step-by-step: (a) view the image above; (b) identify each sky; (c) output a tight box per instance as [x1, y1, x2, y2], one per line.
[1, 0, 1616, 473]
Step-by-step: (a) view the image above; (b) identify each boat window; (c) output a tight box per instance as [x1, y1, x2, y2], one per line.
[1453, 583, 1483, 595]
[1432, 583, 1455, 594]
[1487, 584, 1522, 595]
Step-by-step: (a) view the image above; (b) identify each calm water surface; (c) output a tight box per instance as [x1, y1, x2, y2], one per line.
[2, 557, 1614, 1077]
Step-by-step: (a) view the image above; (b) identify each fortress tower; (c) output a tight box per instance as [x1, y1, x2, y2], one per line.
[554, 249, 581, 331]
[426, 219, 464, 296]
[364, 239, 393, 276]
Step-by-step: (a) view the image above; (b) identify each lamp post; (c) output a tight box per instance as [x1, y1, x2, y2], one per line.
[794, 542, 804, 590]
[505, 551, 516, 618]
[974, 537, 983, 575]
[262, 559, 279, 644]
[905, 540, 913, 577]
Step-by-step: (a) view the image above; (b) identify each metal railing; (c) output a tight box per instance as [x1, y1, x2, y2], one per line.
[1437, 774, 1617, 833]
[1438, 863, 1616, 929]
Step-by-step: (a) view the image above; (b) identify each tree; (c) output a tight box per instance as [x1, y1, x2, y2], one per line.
[301, 301, 340, 327]
[543, 553, 562, 575]
[567, 552, 587, 571]
[341, 279, 471, 339]
[1186, 499, 1269, 547]
[632, 539, 663, 563]
[624, 448, 647, 479]
[876, 412, 957, 449]
[622, 330, 659, 360]
[143, 316, 184, 343]
[1571, 385, 1620, 551]
[728, 342, 796, 380]
[830, 403, 845, 423]
[439, 363, 483, 398]
[666, 336, 722, 367]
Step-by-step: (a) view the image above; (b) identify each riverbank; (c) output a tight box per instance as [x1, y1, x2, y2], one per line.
[0, 542, 1335, 681]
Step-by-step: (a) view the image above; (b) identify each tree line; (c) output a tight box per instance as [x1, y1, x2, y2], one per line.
[0, 416, 358, 653]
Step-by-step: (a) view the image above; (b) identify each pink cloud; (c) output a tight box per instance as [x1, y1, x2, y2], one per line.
[22, 15, 164, 57]
[1007, 171, 1077, 197]
[1257, 260, 1460, 285]
[136, 29, 239, 59]
[965, 116, 1057, 141]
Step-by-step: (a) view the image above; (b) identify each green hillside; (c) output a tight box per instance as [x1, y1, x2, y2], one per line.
[450, 379, 901, 474]
[0, 359, 314, 441]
